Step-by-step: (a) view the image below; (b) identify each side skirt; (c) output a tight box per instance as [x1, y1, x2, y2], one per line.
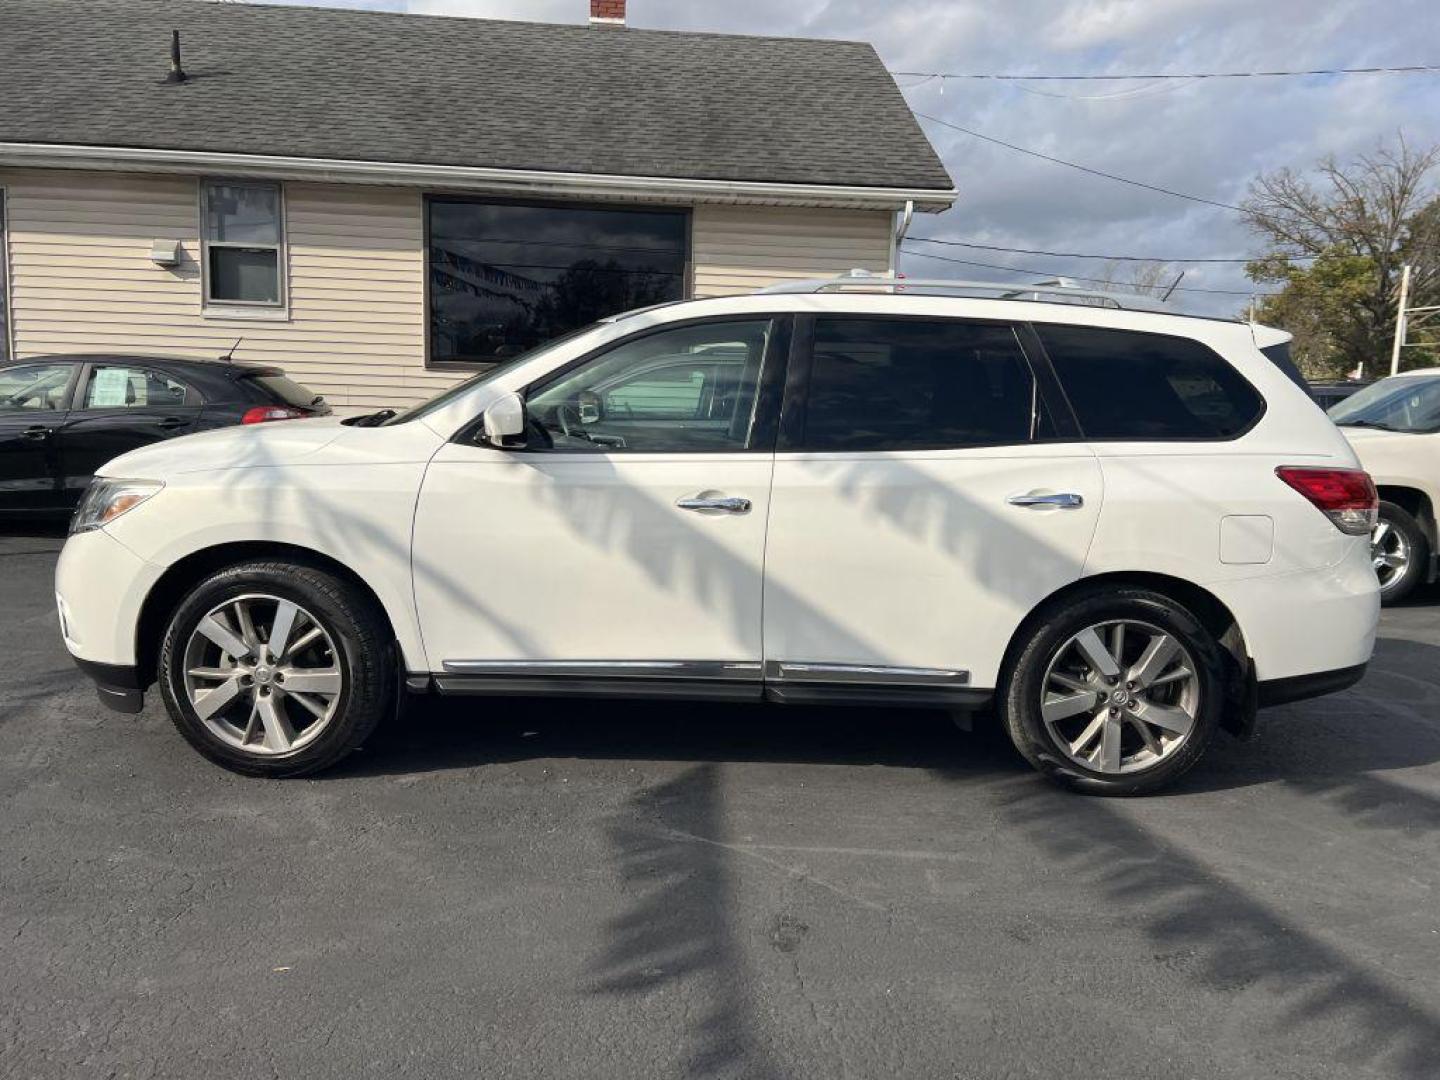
[422, 673, 993, 710]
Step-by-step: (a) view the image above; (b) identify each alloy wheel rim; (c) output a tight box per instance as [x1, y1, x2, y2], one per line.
[1039, 619, 1200, 775]
[1371, 520, 1410, 591]
[182, 594, 344, 756]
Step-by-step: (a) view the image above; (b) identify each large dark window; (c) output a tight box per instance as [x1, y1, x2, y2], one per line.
[1036, 324, 1263, 440]
[428, 199, 688, 367]
[801, 318, 1048, 451]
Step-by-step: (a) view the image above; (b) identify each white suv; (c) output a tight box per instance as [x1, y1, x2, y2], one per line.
[55, 277, 1381, 794]
[1328, 369, 1440, 604]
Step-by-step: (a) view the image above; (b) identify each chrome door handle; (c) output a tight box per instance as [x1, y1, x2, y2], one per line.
[676, 495, 752, 514]
[1007, 492, 1084, 509]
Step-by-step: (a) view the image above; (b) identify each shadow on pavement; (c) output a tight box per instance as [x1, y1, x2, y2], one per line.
[991, 779, 1440, 1078]
[589, 763, 784, 1079]
[334, 634, 1440, 820]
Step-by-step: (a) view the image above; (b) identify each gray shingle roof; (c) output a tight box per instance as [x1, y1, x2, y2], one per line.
[0, 0, 954, 193]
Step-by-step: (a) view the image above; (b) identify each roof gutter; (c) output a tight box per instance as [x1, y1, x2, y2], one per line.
[0, 142, 957, 212]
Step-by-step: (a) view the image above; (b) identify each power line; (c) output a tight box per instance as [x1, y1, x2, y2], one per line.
[894, 64, 1440, 82]
[913, 111, 1249, 213]
[904, 235, 1312, 264]
[892, 244, 1278, 296]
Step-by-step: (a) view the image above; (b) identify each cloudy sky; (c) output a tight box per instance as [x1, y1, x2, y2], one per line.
[270, 0, 1440, 314]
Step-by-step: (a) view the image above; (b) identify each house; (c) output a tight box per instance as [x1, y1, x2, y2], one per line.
[0, 0, 955, 412]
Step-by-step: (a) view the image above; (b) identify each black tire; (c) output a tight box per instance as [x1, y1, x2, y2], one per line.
[158, 560, 394, 777]
[1001, 586, 1230, 796]
[1375, 501, 1430, 606]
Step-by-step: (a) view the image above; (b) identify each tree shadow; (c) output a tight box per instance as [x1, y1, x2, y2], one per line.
[588, 763, 785, 1079]
[1165, 636, 1440, 831]
[990, 778, 1440, 1079]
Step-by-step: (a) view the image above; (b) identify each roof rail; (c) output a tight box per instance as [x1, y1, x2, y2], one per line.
[757, 269, 1171, 313]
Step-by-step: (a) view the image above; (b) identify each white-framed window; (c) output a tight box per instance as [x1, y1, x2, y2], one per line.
[201, 180, 286, 310]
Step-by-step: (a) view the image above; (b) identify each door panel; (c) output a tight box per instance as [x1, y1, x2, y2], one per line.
[412, 317, 783, 673]
[413, 447, 773, 667]
[57, 364, 202, 501]
[0, 361, 77, 511]
[763, 446, 1102, 689]
[762, 314, 1101, 690]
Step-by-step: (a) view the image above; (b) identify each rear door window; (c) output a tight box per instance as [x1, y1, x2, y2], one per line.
[1036, 324, 1263, 440]
[81, 365, 194, 409]
[799, 317, 1051, 451]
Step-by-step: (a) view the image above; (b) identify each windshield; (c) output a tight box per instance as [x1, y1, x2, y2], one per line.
[383, 323, 607, 426]
[1328, 374, 1440, 433]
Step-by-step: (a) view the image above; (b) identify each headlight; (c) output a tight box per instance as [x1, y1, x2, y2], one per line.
[70, 478, 164, 535]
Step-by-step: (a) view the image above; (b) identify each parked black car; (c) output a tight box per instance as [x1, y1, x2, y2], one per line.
[0, 354, 329, 515]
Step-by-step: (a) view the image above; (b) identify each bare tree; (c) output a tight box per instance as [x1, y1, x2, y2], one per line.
[1094, 260, 1177, 297]
[1244, 137, 1439, 376]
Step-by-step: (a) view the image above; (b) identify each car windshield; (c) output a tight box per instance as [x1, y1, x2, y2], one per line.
[1328, 374, 1440, 433]
[382, 323, 608, 426]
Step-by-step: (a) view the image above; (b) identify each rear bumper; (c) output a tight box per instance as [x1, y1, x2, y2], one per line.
[1257, 662, 1367, 709]
[1209, 541, 1379, 682]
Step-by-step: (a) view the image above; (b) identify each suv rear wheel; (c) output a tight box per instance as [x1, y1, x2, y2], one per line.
[1002, 587, 1227, 795]
[157, 560, 393, 777]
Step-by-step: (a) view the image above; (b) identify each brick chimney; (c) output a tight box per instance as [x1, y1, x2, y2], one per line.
[590, 0, 625, 25]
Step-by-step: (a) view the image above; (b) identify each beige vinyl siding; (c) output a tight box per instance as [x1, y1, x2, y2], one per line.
[0, 169, 436, 412]
[0, 170, 899, 411]
[691, 204, 893, 296]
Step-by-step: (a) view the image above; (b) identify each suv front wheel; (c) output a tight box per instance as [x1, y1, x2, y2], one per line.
[1002, 587, 1227, 795]
[158, 560, 394, 777]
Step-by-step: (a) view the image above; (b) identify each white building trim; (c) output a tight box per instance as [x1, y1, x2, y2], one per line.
[0, 143, 957, 213]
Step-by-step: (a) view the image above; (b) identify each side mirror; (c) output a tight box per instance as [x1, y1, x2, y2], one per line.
[481, 392, 527, 446]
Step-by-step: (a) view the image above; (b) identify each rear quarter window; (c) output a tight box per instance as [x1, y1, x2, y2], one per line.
[1036, 324, 1264, 440]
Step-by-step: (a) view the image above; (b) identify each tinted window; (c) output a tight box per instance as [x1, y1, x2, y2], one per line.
[0, 363, 72, 411]
[1037, 325, 1263, 440]
[247, 374, 319, 408]
[428, 199, 687, 366]
[524, 320, 771, 452]
[82, 365, 191, 409]
[802, 318, 1046, 451]
[1260, 341, 1308, 391]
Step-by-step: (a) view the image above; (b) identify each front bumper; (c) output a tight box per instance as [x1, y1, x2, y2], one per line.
[55, 528, 163, 713]
[74, 658, 146, 714]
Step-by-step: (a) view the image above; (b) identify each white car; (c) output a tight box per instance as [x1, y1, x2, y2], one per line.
[1329, 369, 1440, 604]
[55, 276, 1381, 795]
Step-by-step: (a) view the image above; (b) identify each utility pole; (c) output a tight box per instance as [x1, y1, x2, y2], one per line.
[1390, 264, 1412, 376]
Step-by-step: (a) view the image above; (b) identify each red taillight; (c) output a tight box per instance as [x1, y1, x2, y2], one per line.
[1275, 466, 1378, 535]
[242, 406, 305, 425]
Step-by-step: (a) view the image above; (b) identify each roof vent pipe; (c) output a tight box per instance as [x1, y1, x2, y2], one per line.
[165, 29, 187, 83]
[589, 1, 626, 26]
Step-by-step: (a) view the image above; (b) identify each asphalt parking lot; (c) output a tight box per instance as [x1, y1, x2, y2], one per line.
[3, 528, 1439, 1080]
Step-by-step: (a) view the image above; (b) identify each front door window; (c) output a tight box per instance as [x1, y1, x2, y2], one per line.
[524, 320, 773, 452]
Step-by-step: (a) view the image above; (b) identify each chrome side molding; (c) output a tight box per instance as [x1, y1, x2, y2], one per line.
[440, 659, 969, 688]
[440, 659, 762, 680]
[765, 661, 969, 686]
